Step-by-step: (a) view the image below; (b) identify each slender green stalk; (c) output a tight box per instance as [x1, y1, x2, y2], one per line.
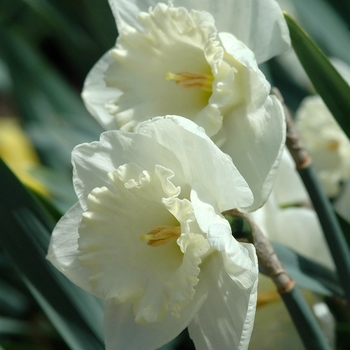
[284, 13, 350, 141]
[281, 285, 330, 350]
[0, 159, 105, 349]
[298, 165, 350, 302]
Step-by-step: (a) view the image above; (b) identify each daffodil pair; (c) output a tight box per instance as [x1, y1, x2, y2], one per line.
[47, 1, 291, 349]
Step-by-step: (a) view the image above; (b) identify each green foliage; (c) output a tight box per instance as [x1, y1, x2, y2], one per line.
[1, 0, 350, 349]
[272, 242, 342, 297]
[285, 13, 350, 140]
[0, 159, 105, 350]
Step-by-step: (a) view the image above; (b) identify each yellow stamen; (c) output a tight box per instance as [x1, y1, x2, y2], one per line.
[328, 140, 340, 151]
[141, 225, 181, 247]
[166, 71, 213, 92]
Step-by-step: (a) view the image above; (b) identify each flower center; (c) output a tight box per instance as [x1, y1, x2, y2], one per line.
[166, 71, 214, 92]
[141, 225, 181, 247]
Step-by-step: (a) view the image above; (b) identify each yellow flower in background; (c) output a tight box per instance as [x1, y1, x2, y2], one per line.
[0, 117, 48, 196]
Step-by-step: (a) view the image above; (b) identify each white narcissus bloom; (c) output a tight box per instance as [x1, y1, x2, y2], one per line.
[249, 150, 335, 349]
[47, 116, 258, 350]
[296, 95, 350, 198]
[82, 0, 290, 211]
[251, 149, 333, 269]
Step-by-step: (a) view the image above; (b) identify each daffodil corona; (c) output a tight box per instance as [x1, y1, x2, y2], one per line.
[47, 117, 258, 350]
[86, 3, 249, 136]
[82, 0, 290, 211]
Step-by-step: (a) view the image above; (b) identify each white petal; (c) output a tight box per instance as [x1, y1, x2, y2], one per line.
[176, 0, 290, 63]
[219, 95, 286, 211]
[251, 187, 334, 269]
[88, 1, 289, 137]
[191, 188, 258, 288]
[296, 95, 350, 197]
[88, 4, 225, 136]
[274, 149, 309, 206]
[108, 0, 145, 31]
[267, 206, 334, 269]
[73, 116, 253, 214]
[83, 3, 288, 216]
[188, 252, 258, 350]
[72, 116, 253, 212]
[46, 202, 94, 294]
[219, 31, 271, 108]
[109, 0, 290, 63]
[138, 116, 254, 211]
[82, 51, 121, 130]
[72, 128, 183, 210]
[78, 163, 210, 324]
[103, 280, 208, 350]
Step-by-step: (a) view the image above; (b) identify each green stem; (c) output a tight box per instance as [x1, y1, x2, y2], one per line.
[280, 285, 330, 350]
[299, 165, 350, 301]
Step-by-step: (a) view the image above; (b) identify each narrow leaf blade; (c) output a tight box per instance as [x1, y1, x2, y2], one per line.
[0, 159, 105, 350]
[284, 13, 350, 139]
[270, 241, 343, 297]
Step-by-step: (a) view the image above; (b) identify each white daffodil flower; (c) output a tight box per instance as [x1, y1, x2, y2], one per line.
[47, 116, 258, 350]
[296, 95, 350, 198]
[251, 149, 333, 269]
[82, 0, 290, 211]
[249, 150, 335, 349]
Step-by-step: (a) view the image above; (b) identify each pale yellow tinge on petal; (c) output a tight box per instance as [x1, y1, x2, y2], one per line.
[166, 71, 214, 93]
[141, 225, 181, 247]
[327, 140, 340, 151]
[78, 163, 207, 324]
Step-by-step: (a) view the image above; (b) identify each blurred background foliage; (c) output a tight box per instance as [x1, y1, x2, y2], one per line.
[0, 0, 349, 349]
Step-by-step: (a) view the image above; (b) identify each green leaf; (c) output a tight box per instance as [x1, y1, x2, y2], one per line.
[29, 166, 78, 213]
[0, 279, 30, 316]
[0, 30, 101, 133]
[78, 0, 116, 50]
[284, 13, 350, 140]
[0, 159, 105, 350]
[336, 213, 350, 250]
[280, 286, 330, 350]
[0, 317, 31, 337]
[0, 29, 104, 175]
[269, 242, 343, 297]
[26, 185, 64, 224]
[20, 0, 95, 49]
[291, 0, 350, 65]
